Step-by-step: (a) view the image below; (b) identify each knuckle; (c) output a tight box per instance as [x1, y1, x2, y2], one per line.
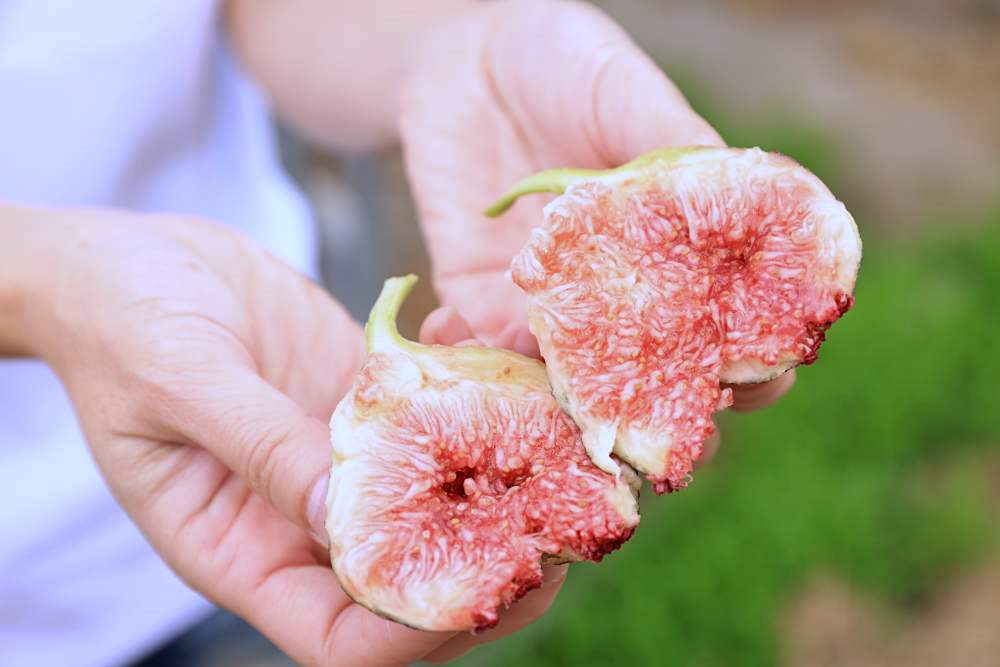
[241, 419, 296, 500]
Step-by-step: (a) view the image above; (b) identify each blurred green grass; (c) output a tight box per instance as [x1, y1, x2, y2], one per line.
[454, 84, 1000, 667]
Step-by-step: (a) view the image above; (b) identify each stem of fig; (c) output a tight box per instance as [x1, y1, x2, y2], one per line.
[365, 274, 418, 354]
[482, 147, 706, 217]
[483, 168, 602, 217]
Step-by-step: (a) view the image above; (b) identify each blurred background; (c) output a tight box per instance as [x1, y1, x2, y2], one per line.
[245, 1, 1000, 665]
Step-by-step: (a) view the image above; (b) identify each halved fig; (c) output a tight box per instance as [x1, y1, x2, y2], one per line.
[487, 147, 862, 494]
[326, 276, 640, 632]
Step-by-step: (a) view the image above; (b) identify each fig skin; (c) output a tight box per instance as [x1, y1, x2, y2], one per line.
[326, 276, 639, 632]
[488, 147, 862, 492]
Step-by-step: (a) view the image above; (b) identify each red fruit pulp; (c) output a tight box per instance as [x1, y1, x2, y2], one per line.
[343, 361, 636, 631]
[513, 167, 855, 493]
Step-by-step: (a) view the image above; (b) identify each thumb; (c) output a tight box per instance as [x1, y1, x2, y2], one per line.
[586, 44, 727, 163]
[492, 1, 724, 164]
[177, 368, 332, 542]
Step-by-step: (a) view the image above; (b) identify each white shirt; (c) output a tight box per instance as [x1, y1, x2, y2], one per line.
[0, 2, 316, 665]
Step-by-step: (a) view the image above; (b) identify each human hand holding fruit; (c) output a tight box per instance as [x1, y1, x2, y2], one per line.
[400, 1, 719, 345]
[3, 198, 836, 665]
[0, 200, 804, 665]
[386, 0, 861, 623]
[400, 0, 796, 436]
[3, 208, 571, 665]
[334, 142, 860, 635]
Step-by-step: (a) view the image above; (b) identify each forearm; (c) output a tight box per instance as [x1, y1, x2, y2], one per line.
[225, 0, 475, 152]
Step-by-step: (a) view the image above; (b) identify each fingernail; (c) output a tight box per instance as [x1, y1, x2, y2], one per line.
[308, 474, 330, 548]
[543, 564, 569, 585]
[436, 306, 474, 344]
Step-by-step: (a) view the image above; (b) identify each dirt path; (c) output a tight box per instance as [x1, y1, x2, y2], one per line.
[782, 565, 1000, 667]
[781, 455, 1000, 666]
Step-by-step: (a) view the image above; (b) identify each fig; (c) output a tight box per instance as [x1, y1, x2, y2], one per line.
[487, 147, 862, 493]
[325, 275, 640, 632]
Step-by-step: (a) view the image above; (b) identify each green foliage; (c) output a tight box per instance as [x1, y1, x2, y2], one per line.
[454, 153, 1000, 664]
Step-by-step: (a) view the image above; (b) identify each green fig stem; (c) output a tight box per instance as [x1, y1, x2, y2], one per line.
[366, 274, 418, 353]
[483, 168, 602, 217]
[483, 147, 706, 217]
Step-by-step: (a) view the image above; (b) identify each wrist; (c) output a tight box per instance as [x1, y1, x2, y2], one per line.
[0, 205, 54, 357]
[0, 204, 113, 364]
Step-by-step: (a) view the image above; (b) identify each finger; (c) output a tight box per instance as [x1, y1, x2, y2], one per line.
[491, 2, 724, 166]
[420, 306, 476, 346]
[512, 329, 541, 358]
[249, 258, 367, 421]
[586, 45, 725, 164]
[253, 568, 452, 667]
[177, 499, 456, 667]
[728, 369, 797, 413]
[494, 321, 541, 358]
[696, 427, 722, 467]
[318, 601, 456, 667]
[424, 565, 569, 664]
[170, 368, 332, 540]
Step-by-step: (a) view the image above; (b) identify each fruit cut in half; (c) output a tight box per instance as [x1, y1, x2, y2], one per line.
[326, 276, 640, 632]
[487, 147, 862, 494]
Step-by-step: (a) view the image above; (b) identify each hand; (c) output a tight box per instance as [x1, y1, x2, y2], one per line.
[400, 0, 722, 353]
[399, 0, 793, 452]
[11, 207, 563, 666]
